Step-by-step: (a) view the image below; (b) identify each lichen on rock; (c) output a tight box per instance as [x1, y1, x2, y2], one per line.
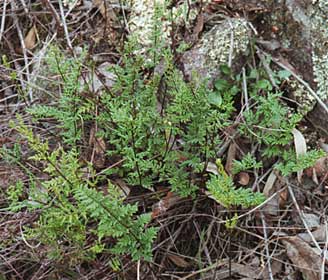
[128, 0, 198, 50]
[182, 18, 250, 81]
[128, 0, 166, 47]
[306, 0, 328, 134]
[279, 0, 328, 117]
[289, 79, 316, 115]
[310, 1, 328, 100]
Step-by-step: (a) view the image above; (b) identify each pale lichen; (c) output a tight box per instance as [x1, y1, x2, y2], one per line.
[128, 0, 198, 49]
[310, 0, 328, 101]
[289, 80, 316, 115]
[285, 0, 328, 116]
[128, 0, 165, 47]
[203, 18, 249, 68]
[182, 18, 250, 81]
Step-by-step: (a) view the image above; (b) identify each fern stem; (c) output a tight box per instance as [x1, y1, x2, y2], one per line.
[130, 122, 143, 187]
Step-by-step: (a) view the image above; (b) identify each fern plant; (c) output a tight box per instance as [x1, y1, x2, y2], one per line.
[237, 69, 324, 174]
[96, 40, 238, 196]
[8, 116, 157, 262]
[207, 159, 265, 209]
[27, 46, 93, 146]
[275, 148, 325, 176]
[4, 10, 322, 267]
[75, 184, 157, 261]
[232, 153, 262, 175]
[240, 90, 302, 157]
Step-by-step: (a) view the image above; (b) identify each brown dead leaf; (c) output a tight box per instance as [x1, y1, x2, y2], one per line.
[282, 236, 321, 280]
[93, 0, 117, 22]
[298, 224, 327, 243]
[262, 172, 287, 215]
[230, 263, 261, 279]
[113, 178, 130, 199]
[305, 156, 328, 178]
[261, 259, 282, 279]
[263, 170, 277, 197]
[237, 172, 250, 185]
[278, 188, 288, 208]
[276, 54, 299, 75]
[152, 192, 180, 219]
[0, 137, 14, 146]
[302, 213, 320, 229]
[262, 195, 279, 216]
[225, 142, 237, 175]
[292, 128, 307, 183]
[167, 254, 190, 268]
[97, 62, 116, 88]
[89, 126, 106, 169]
[24, 25, 37, 50]
[193, 12, 204, 39]
[0, 164, 26, 189]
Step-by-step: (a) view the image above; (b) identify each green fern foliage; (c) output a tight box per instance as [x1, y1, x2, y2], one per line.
[232, 153, 262, 175]
[207, 174, 265, 208]
[275, 149, 325, 176]
[240, 91, 302, 157]
[4, 29, 323, 267]
[207, 160, 265, 208]
[27, 46, 92, 146]
[8, 117, 157, 262]
[97, 42, 238, 196]
[75, 184, 157, 261]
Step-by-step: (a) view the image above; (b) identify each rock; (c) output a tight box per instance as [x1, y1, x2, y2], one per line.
[307, 0, 328, 135]
[302, 213, 320, 228]
[181, 18, 250, 82]
[225, 0, 328, 135]
[128, 0, 198, 51]
[281, 0, 328, 130]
